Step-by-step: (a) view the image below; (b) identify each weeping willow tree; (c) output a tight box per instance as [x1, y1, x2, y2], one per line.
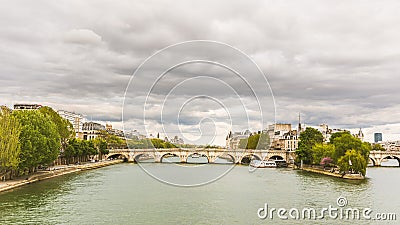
[0, 106, 21, 178]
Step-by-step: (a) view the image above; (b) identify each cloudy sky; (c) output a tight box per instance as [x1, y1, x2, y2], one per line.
[1, 0, 400, 145]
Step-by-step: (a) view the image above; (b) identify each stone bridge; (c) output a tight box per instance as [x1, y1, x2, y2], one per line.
[369, 150, 400, 166]
[105, 148, 296, 164]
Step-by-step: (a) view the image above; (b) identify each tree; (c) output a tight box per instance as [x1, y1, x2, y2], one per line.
[93, 138, 108, 158]
[0, 106, 21, 172]
[246, 134, 259, 149]
[311, 143, 335, 165]
[97, 130, 127, 149]
[238, 139, 247, 149]
[13, 110, 61, 172]
[295, 127, 324, 164]
[39, 106, 74, 152]
[372, 143, 385, 151]
[150, 138, 176, 148]
[329, 132, 370, 163]
[337, 149, 367, 176]
[256, 133, 270, 150]
[237, 133, 270, 150]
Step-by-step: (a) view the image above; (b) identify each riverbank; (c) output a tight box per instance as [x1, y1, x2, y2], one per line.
[0, 160, 123, 193]
[300, 166, 365, 180]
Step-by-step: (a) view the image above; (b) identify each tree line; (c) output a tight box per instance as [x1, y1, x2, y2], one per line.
[295, 127, 371, 176]
[0, 106, 116, 179]
[238, 132, 270, 150]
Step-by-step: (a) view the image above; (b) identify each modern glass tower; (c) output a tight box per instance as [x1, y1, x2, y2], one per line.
[374, 133, 383, 143]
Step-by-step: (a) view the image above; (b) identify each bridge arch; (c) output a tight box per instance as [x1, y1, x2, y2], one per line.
[368, 157, 376, 167]
[212, 154, 235, 164]
[106, 153, 129, 162]
[187, 153, 209, 163]
[268, 155, 285, 161]
[134, 153, 155, 163]
[240, 154, 261, 164]
[381, 155, 400, 167]
[160, 153, 180, 163]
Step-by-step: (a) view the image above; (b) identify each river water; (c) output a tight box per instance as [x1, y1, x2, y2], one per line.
[0, 162, 399, 224]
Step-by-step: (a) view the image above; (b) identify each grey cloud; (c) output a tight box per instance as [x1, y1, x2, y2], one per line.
[1, 0, 400, 144]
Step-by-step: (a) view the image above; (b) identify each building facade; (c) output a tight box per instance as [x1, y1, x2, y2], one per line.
[57, 110, 84, 137]
[79, 122, 105, 140]
[374, 133, 383, 143]
[226, 130, 251, 150]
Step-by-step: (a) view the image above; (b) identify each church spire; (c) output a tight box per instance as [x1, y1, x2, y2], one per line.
[298, 112, 302, 133]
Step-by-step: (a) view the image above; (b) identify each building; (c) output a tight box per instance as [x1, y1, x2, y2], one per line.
[353, 128, 364, 141]
[105, 123, 125, 138]
[269, 129, 298, 151]
[79, 122, 105, 140]
[57, 110, 84, 136]
[374, 133, 383, 143]
[380, 141, 400, 151]
[170, 135, 184, 145]
[13, 103, 42, 110]
[266, 124, 292, 140]
[226, 130, 252, 150]
[125, 130, 146, 140]
[308, 124, 347, 143]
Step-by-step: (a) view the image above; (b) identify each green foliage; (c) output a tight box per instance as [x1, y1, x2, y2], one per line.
[238, 139, 247, 149]
[337, 149, 367, 176]
[238, 132, 270, 150]
[39, 106, 74, 151]
[246, 134, 259, 149]
[372, 143, 385, 151]
[311, 143, 335, 165]
[64, 138, 97, 161]
[0, 106, 21, 170]
[13, 110, 61, 169]
[97, 130, 127, 149]
[295, 127, 324, 164]
[329, 132, 370, 163]
[298, 130, 371, 176]
[93, 138, 108, 154]
[127, 139, 153, 149]
[150, 138, 176, 148]
[127, 138, 177, 149]
[256, 133, 270, 150]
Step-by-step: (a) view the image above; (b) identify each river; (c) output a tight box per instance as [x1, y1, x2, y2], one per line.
[0, 162, 399, 224]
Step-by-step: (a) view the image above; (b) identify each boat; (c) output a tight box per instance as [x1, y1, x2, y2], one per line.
[250, 160, 277, 168]
[191, 154, 200, 158]
[274, 160, 288, 168]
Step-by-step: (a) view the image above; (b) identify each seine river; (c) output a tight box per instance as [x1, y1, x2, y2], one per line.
[0, 162, 399, 224]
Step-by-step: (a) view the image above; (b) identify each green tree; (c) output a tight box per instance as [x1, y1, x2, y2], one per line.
[246, 134, 259, 149]
[295, 127, 324, 164]
[150, 138, 176, 148]
[13, 110, 61, 172]
[0, 106, 21, 171]
[372, 143, 385, 151]
[337, 149, 367, 176]
[238, 139, 247, 149]
[93, 138, 108, 158]
[329, 132, 370, 163]
[39, 106, 74, 152]
[311, 143, 335, 165]
[256, 133, 270, 150]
